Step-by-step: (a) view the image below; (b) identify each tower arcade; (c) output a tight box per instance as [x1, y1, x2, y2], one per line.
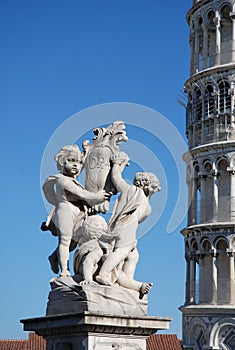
[180, 0, 235, 349]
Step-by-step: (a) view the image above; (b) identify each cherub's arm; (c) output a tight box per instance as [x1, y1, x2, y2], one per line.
[59, 177, 109, 206]
[111, 163, 130, 193]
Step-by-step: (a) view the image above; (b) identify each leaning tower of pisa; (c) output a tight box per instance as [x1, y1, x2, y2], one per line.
[180, 1, 235, 349]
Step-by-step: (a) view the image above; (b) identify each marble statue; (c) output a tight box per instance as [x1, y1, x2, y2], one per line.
[42, 144, 110, 277]
[96, 153, 161, 298]
[42, 121, 161, 315]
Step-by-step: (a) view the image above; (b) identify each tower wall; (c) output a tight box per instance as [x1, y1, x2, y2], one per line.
[181, 1, 235, 349]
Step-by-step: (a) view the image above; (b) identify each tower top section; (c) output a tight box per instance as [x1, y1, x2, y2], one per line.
[184, 0, 235, 149]
[187, 0, 235, 77]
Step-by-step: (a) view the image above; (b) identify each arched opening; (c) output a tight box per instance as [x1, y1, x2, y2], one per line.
[188, 163, 200, 225]
[222, 327, 235, 349]
[218, 158, 230, 221]
[204, 84, 214, 142]
[189, 239, 198, 304]
[211, 320, 235, 349]
[198, 17, 203, 71]
[199, 239, 213, 303]
[194, 87, 202, 122]
[195, 164, 201, 224]
[187, 164, 193, 225]
[204, 119, 214, 143]
[221, 4, 231, 20]
[188, 320, 208, 349]
[207, 10, 216, 67]
[204, 84, 214, 118]
[202, 161, 213, 222]
[220, 4, 232, 64]
[218, 80, 231, 115]
[186, 92, 193, 127]
[216, 239, 230, 303]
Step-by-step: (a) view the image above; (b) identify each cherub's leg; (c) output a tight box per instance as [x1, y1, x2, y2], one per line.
[69, 239, 78, 252]
[49, 239, 77, 275]
[117, 271, 153, 299]
[96, 246, 131, 285]
[58, 231, 73, 277]
[48, 249, 59, 274]
[122, 247, 139, 278]
[54, 204, 76, 277]
[80, 247, 103, 285]
[48, 240, 77, 275]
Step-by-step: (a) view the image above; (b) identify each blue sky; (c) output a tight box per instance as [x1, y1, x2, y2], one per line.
[1, 0, 191, 340]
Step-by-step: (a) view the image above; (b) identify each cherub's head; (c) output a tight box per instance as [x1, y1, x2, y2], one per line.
[54, 144, 82, 176]
[133, 172, 161, 196]
[83, 215, 108, 240]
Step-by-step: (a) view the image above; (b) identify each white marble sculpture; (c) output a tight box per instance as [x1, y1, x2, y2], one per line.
[96, 154, 161, 298]
[42, 121, 161, 305]
[42, 144, 110, 277]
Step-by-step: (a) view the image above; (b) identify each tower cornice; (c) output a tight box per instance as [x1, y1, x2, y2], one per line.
[182, 140, 235, 161]
[180, 304, 235, 314]
[184, 63, 235, 91]
[181, 222, 235, 236]
[186, 0, 213, 24]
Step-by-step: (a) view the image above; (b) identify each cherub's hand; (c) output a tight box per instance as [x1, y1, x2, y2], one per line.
[111, 152, 130, 167]
[95, 190, 111, 204]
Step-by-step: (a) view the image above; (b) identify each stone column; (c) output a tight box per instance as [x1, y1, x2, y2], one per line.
[210, 249, 218, 304]
[192, 124, 196, 147]
[189, 255, 196, 304]
[194, 29, 200, 72]
[201, 120, 205, 144]
[188, 179, 197, 225]
[199, 173, 207, 223]
[185, 255, 191, 305]
[212, 170, 219, 223]
[198, 253, 205, 303]
[230, 82, 235, 124]
[228, 169, 235, 221]
[214, 14, 221, 66]
[214, 115, 219, 139]
[230, 12, 235, 62]
[202, 23, 208, 70]
[190, 32, 195, 76]
[227, 251, 235, 304]
[187, 180, 192, 225]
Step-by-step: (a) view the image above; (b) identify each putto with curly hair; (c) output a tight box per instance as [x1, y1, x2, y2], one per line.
[54, 144, 81, 172]
[96, 158, 160, 298]
[42, 144, 110, 277]
[134, 172, 161, 196]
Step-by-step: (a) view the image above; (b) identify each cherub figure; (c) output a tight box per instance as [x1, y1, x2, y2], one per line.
[73, 215, 111, 284]
[96, 155, 160, 298]
[42, 144, 110, 277]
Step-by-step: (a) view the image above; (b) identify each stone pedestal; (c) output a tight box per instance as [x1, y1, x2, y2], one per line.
[46, 276, 148, 317]
[21, 277, 171, 349]
[21, 311, 171, 350]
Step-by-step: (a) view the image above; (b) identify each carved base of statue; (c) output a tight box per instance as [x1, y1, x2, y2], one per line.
[21, 275, 171, 349]
[21, 311, 171, 350]
[46, 276, 148, 317]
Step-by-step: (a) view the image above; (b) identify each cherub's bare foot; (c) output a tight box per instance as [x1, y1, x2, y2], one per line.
[59, 270, 71, 277]
[79, 280, 98, 286]
[48, 255, 59, 274]
[139, 282, 153, 299]
[96, 275, 113, 286]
